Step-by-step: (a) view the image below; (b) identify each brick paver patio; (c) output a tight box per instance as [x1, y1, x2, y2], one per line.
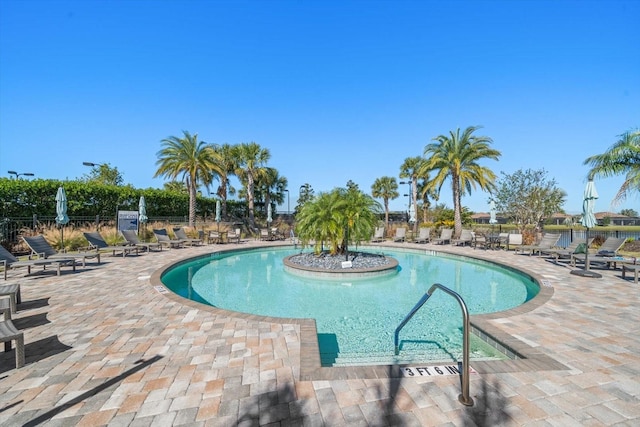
[0, 238, 638, 426]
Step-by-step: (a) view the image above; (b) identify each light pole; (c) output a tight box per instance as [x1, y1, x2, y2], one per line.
[400, 180, 417, 234]
[8, 171, 34, 179]
[283, 189, 290, 215]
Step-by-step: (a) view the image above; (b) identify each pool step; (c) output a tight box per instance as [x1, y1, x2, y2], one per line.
[322, 348, 458, 367]
[322, 348, 505, 367]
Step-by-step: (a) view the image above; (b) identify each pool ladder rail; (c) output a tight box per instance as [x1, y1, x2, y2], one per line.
[394, 283, 474, 407]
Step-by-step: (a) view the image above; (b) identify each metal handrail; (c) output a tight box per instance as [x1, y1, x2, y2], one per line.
[394, 283, 474, 406]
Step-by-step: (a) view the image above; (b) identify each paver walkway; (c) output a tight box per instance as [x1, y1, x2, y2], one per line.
[0, 239, 638, 426]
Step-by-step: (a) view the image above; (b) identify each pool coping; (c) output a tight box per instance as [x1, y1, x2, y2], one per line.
[149, 243, 567, 381]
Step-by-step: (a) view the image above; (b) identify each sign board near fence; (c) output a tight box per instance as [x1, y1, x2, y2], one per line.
[117, 210, 139, 232]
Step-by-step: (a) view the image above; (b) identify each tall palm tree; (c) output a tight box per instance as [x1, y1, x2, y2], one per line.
[234, 142, 271, 229]
[420, 126, 501, 237]
[214, 143, 239, 217]
[371, 176, 399, 233]
[400, 156, 425, 233]
[155, 131, 222, 227]
[584, 129, 640, 206]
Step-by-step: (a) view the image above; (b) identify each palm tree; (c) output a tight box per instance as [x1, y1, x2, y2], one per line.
[400, 156, 425, 234]
[214, 143, 239, 217]
[584, 129, 640, 206]
[234, 142, 271, 229]
[420, 126, 501, 237]
[371, 176, 399, 233]
[296, 190, 343, 254]
[155, 131, 222, 227]
[296, 187, 380, 255]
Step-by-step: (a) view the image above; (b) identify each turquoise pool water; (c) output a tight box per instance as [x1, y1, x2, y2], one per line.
[161, 247, 539, 366]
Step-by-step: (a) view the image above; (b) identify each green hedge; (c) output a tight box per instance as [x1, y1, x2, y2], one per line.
[0, 178, 245, 219]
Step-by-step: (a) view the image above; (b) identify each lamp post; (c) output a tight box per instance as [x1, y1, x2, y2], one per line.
[8, 171, 34, 179]
[283, 189, 290, 215]
[399, 180, 411, 222]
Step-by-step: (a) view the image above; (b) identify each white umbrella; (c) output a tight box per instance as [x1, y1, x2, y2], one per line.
[408, 203, 416, 224]
[572, 179, 600, 277]
[138, 196, 148, 224]
[489, 201, 497, 225]
[138, 196, 148, 242]
[55, 187, 69, 250]
[267, 204, 273, 224]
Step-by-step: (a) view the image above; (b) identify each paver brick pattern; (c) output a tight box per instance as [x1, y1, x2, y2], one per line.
[0, 239, 638, 425]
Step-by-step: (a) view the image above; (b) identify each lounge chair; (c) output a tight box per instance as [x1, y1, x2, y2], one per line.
[414, 227, 431, 244]
[22, 235, 100, 267]
[507, 233, 523, 251]
[433, 228, 453, 245]
[1, 245, 75, 280]
[371, 227, 385, 243]
[153, 229, 184, 248]
[173, 227, 203, 246]
[517, 233, 561, 256]
[83, 232, 139, 257]
[570, 237, 627, 269]
[121, 230, 163, 252]
[393, 227, 406, 243]
[452, 229, 474, 246]
[540, 238, 594, 263]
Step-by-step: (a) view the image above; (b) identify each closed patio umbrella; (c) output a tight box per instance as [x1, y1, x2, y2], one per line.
[267, 204, 273, 224]
[139, 196, 148, 242]
[215, 200, 221, 231]
[55, 187, 70, 250]
[571, 179, 601, 278]
[489, 200, 497, 225]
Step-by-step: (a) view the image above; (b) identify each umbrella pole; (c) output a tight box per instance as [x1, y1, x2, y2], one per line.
[584, 228, 590, 272]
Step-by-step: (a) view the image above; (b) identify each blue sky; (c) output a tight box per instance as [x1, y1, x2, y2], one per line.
[1, 0, 638, 215]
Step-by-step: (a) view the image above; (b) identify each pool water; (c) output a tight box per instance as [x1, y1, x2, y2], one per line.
[161, 247, 539, 366]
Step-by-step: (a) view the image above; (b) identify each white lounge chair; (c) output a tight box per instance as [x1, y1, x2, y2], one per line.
[433, 228, 453, 245]
[393, 227, 406, 242]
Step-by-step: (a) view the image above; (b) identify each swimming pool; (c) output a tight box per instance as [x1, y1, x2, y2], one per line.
[160, 247, 540, 366]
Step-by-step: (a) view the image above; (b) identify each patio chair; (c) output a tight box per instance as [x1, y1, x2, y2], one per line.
[172, 227, 203, 246]
[153, 229, 184, 249]
[0, 319, 25, 369]
[120, 230, 163, 252]
[452, 229, 474, 246]
[0, 245, 75, 280]
[473, 231, 488, 250]
[259, 229, 271, 241]
[83, 232, 139, 257]
[570, 237, 627, 269]
[433, 228, 453, 245]
[208, 231, 222, 244]
[540, 238, 594, 263]
[393, 227, 406, 242]
[226, 228, 241, 244]
[23, 235, 101, 267]
[414, 227, 431, 244]
[518, 233, 561, 256]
